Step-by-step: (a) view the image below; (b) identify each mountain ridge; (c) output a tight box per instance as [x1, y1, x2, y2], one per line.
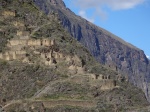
[36, 0, 140, 50]
[34, 0, 150, 102]
[0, 0, 150, 111]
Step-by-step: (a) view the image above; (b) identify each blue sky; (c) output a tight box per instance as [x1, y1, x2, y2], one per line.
[63, 0, 150, 59]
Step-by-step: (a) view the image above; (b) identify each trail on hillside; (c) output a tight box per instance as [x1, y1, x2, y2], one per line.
[2, 98, 97, 110]
[33, 74, 89, 98]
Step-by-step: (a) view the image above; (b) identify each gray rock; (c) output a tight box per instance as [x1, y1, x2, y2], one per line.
[34, 0, 150, 101]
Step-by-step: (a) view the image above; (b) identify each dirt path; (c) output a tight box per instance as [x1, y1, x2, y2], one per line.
[2, 99, 97, 110]
[3, 75, 94, 110]
[30, 22, 51, 36]
[33, 74, 89, 98]
[2, 100, 22, 109]
[42, 99, 97, 108]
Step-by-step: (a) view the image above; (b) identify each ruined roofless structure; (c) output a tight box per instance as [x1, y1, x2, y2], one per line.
[0, 38, 55, 61]
[7, 38, 55, 47]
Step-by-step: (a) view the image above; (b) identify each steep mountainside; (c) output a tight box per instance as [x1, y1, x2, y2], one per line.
[34, 0, 150, 101]
[0, 0, 150, 111]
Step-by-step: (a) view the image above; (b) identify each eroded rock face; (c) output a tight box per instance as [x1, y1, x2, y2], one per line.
[1, 1, 150, 111]
[34, 0, 150, 101]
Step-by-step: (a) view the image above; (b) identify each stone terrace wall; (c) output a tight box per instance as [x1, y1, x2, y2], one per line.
[2, 10, 16, 18]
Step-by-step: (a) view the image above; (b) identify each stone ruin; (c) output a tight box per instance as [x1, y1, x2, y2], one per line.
[7, 38, 55, 47]
[0, 37, 55, 63]
[116, 74, 128, 82]
[0, 9, 119, 91]
[0, 51, 27, 61]
[100, 80, 116, 90]
[13, 21, 24, 28]
[2, 10, 16, 18]
[0, 34, 84, 75]
[89, 74, 117, 90]
[40, 49, 84, 74]
[90, 74, 111, 80]
[0, 31, 117, 87]
[16, 31, 30, 37]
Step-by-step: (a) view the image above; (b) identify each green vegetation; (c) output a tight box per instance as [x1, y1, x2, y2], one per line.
[0, 0, 149, 111]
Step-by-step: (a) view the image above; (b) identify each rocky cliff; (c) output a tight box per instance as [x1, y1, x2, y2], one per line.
[34, 0, 150, 101]
[1, 0, 150, 111]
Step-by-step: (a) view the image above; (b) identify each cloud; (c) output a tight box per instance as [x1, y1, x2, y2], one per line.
[146, 55, 150, 59]
[68, 0, 145, 22]
[73, 0, 145, 10]
[78, 10, 94, 23]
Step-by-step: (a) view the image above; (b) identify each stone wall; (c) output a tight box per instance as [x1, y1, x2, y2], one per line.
[17, 31, 30, 37]
[40, 49, 84, 74]
[89, 74, 117, 90]
[13, 21, 24, 27]
[4, 37, 72, 67]
[89, 74, 110, 80]
[45, 59, 53, 66]
[2, 11, 15, 18]
[89, 74, 97, 80]
[100, 80, 116, 90]
[8, 39, 55, 47]
[0, 51, 27, 61]
[4, 36, 84, 74]
[9, 39, 28, 46]
[42, 39, 55, 46]
[28, 39, 41, 46]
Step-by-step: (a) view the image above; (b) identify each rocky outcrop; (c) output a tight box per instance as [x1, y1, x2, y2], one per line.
[1, 1, 150, 111]
[34, 0, 150, 101]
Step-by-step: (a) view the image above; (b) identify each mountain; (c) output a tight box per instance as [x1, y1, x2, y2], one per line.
[34, 0, 150, 102]
[0, 0, 150, 111]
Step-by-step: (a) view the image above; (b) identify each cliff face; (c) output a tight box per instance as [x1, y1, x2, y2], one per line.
[34, 0, 150, 101]
[1, 0, 150, 111]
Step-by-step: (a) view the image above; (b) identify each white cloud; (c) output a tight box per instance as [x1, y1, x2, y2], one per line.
[73, 0, 145, 10]
[78, 10, 94, 23]
[69, 0, 145, 22]
[146, 55, 150, 59]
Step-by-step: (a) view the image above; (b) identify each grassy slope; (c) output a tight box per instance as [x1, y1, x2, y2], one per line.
[0, 0, 149, 111]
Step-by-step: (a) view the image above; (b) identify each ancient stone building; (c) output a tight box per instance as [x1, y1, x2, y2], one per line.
[17, 31, 30, 37]
[13, 21, 24, 27]
[53, 52, 59, 59]
[98, 74, 104, 80]
[2, 35, 85, 74]
[100, 80, 116, 90]
[8, 38, 55, 48]
[0, 51, 27, 61]
[90, 74, 110, 80]
[27, 39, 55, 47]
[117, 74, 128, 82]
[42, 39, 51, 46]
[89, 74, 117, 90]
[8, 39, 27, 46]
[28, 39, 41, 46]
[45, 59, 53, 66]
[89, 74, 98, 80]
[2, 10, 16, 17]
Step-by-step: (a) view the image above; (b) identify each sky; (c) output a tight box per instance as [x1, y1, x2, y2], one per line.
[63, 0, 150, 59]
